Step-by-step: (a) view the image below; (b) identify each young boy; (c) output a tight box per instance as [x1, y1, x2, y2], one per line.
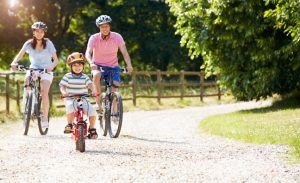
[59, 52, 98, 139]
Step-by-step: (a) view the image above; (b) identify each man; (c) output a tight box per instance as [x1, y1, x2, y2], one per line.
[85, 15, 133, 108]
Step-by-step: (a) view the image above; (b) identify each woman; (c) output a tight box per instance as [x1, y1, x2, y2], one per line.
[10, 21, 58, 128]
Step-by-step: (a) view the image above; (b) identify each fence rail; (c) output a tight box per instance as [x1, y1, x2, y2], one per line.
[0, 70, 222, 113]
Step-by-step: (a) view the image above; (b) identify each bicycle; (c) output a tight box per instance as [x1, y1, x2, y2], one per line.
[97, 66, 127, 138]
[16, 65, 50, 135]
[61, 94, 96, 152]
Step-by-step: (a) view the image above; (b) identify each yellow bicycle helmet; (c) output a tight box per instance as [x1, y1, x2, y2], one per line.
[66, 52, 86, 66]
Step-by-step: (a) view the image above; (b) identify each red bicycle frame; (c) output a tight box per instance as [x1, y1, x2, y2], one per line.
[72, 106, 87, 142]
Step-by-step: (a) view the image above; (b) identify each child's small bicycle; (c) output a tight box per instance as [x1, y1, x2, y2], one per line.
[61, 94, 97, 152]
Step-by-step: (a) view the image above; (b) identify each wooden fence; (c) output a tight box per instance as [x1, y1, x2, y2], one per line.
[0, 70, 222, 113]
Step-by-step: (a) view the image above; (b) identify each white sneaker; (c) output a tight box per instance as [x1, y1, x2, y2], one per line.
[41, 120, 49, 128]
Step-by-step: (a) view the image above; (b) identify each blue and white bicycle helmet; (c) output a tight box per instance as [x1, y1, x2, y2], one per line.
[95, 15, 112, 27]
[31, 21, 47, 32]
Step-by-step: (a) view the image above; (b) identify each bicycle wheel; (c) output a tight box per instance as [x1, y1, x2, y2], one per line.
[76, 125, 85, 152]
[107, 92, 123, 138]
[37, 95, 49, 135]
[23, 92, 33, 135]
[98, 93, 108, 136]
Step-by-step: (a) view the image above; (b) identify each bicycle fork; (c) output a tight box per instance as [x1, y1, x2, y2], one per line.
[73, 110, 87, 141]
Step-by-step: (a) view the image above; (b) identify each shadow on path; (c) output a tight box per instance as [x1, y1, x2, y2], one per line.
[121, 134, 187, 145]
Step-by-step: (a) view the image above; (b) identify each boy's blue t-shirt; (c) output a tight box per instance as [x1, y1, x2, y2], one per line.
[22, 39, 56, 69]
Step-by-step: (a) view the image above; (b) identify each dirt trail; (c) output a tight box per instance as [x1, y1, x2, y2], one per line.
[1, 101, 300, 183]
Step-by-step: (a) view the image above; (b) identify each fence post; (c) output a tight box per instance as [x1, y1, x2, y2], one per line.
[132, 71, 137, 106]
[180, 70, 184, 100]
[157, 70, 162, 104]
[217, 74, 221, 100]
[200, 71, 204, 102]
[5, 74, 10, 113]
[17, 80, 21, 113]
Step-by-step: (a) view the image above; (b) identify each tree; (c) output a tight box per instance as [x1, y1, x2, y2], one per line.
[69, 0, 198, 71]
[167, 0, 300, 100]
[264, 0, 300, 43]
[1, 0, 197, 72]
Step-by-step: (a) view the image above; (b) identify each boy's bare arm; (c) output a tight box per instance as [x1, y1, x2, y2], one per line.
[60, 85, 67, 96]
[88, 84, 97, 95]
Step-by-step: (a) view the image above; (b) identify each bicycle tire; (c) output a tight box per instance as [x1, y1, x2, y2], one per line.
[76, 125, 85, 152]
[108, 92, 123, 138]
[37, 95, 49, 135]
[23, 92, 33, 135]
[98, 93, 108, 136]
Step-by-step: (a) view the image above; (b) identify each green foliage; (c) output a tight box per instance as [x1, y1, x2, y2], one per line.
[264, 0, 300, 43]
[167, 0, 300, 100]
[0, 0, 199, 71]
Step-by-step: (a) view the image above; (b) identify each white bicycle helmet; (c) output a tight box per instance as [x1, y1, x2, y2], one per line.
[31, 22, 47, 32]
[95, 15, 112, 27]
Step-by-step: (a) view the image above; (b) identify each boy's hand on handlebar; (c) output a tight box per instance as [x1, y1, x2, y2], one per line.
[92, 92, 100, 97]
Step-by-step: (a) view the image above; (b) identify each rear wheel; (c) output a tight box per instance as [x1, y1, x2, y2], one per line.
[107, 92, 123, 138]
[37, 95, 49, 135]
[76, 125, 85, 152]
[98, 93, 108, 136]
[23, 92, 33, 135]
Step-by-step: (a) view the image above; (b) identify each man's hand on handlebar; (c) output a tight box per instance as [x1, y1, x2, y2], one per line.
[127, 66, 133, 73]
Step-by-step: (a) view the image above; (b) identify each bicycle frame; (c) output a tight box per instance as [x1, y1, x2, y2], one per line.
[99, 66, 126, 109]
[26, 70, 43, 117]
[72, 98, 88, 142]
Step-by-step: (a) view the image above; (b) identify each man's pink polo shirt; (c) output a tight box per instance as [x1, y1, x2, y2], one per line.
[87, 32, 125, 67]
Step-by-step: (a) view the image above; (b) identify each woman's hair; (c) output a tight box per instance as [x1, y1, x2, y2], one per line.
[30, 37, 47, 49]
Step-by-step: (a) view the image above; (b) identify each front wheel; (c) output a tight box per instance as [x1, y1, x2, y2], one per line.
[107, 92, 123, 138]
[98, 93, 108, 136]
[23, 92, 33, 135]
[76, 125, 85, 152]
[37, 95, 49, 135]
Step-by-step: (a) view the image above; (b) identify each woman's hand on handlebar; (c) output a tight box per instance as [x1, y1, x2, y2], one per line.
[10, 63, 18, 72]
[47, 64, 56, 72]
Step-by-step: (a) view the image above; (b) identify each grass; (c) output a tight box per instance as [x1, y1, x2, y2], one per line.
[47, 95, 236, 116]
[123, 94, 235, 112]
[200, 96, 300, 161]
[0, 95, 236, 123]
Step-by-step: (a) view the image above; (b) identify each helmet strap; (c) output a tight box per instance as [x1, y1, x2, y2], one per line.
[70, 63, 84, 75]
[71, 70, 82, 76]
[101, 32, 110, 40]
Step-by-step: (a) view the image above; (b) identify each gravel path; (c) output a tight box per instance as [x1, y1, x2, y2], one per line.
[0, 101, 300, 183]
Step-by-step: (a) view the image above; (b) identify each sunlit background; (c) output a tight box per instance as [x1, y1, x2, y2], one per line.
[9, 0, 19, 8]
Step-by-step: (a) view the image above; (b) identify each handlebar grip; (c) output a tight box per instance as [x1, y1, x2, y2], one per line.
[121, 68, 127, 73]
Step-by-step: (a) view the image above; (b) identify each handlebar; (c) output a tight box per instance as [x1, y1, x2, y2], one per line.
[11, 64, 48, 73]
[60, 93, 100, 99]
[98, 66, 127, 73]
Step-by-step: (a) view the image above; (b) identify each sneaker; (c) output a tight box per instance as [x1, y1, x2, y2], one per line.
[41, 120, 49, 128]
